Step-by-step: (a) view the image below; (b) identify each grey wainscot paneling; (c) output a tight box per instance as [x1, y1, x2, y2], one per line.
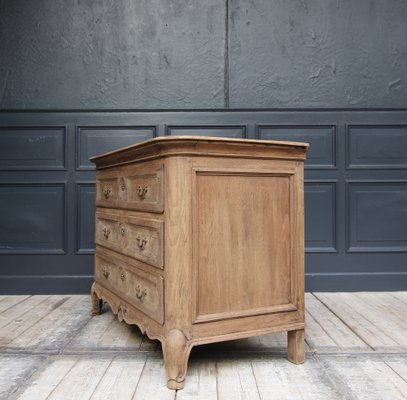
[0, 111, 406, 293]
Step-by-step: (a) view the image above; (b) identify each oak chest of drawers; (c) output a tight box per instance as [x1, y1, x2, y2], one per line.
[90, 136, 308, 390]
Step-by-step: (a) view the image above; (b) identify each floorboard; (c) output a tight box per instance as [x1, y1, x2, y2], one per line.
[314, 293, 402, 351]
[90, 356, 146, 400]
[216, 360, 260, 400]
[0, 292, 406, 400]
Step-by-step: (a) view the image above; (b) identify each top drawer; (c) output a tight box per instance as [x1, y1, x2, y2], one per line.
[96, 161, 164, 213]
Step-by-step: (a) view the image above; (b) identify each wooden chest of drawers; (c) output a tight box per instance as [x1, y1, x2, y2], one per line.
[90, 136, 308, 390]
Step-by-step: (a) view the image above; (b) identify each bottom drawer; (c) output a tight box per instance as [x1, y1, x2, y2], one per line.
[95, 250, 164, 324]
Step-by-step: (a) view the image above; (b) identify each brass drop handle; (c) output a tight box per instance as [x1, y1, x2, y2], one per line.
[120, 271, 126, 282]
[137, 185, 148, 200]
[102, 226, 110, 239]
[135, 283, 147, 301]
[102, 185, 112, 199]
[136, 235, 148, 250]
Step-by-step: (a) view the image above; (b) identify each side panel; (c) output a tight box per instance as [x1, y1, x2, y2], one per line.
[194, 170, 295, 322]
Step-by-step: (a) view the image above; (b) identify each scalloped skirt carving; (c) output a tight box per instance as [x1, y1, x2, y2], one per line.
[90, 281, 192, 389]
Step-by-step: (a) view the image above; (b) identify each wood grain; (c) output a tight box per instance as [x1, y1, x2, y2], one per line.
[91, 137, 307, 389]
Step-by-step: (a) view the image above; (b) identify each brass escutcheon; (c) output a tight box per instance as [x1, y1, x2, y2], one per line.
[102, 266, 110, 279]
[102, 226, 110, 239]
[119, 224, 126, 237]
[120, 178, 126, 191]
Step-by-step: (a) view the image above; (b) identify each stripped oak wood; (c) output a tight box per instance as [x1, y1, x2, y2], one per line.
[288, 329, 305, 364]
[91, 137, 308, 389]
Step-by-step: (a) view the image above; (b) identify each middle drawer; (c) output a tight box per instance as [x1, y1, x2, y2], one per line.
[96, 210, 164, 269]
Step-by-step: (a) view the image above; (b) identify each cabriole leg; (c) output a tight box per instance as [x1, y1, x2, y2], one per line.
[162, 329, 191, 390]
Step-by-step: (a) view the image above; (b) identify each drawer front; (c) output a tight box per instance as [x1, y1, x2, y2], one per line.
[96, 162, 164, 213]
[95, 212, 164, 269]
[95, 252, 164, 324]
[121, 164, 164, 212]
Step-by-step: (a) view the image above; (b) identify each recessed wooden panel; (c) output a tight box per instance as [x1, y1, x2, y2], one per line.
[195, 171, 294, 322]
[77, 126, 155, 169]
[258, 125, 335, 168]
[76, 183, 96, 254]
[305, 182, 336, 253]
[0, 127, 66, 170]
[347, 182, 407, 252]
[166, 125, 246, 138]
[347, 125, 407, 169]
[0, 183, 66, 254]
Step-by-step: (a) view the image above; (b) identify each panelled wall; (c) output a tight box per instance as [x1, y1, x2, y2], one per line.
[0, 110, 406, 293]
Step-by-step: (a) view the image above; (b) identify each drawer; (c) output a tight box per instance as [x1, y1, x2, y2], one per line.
[96, 162, 164, 213]
[121, 163, 164, 213]
[95, 250, 164, 324]
[95, 211, 164, 269]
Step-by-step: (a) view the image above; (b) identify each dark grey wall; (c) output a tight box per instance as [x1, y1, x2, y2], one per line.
[1, 0, 407, 109]
[229, 0, 407, 108]
[0, 0, 226, 108]
[1, 109, 407, 294]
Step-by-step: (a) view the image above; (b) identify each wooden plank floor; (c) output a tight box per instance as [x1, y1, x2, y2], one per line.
[0, 293, 406, 399]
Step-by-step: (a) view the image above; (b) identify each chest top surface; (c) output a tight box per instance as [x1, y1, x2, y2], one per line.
[90, 136, 309, 169]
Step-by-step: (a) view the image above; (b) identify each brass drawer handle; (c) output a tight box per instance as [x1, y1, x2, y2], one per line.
[102, 226, 110, 239]
[136, 283, 147, 301]
[120, 178, 126, 191]
[102, 185, 112, 199]
[137, 185, 148, 200]
[136, 235, 148, 250]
